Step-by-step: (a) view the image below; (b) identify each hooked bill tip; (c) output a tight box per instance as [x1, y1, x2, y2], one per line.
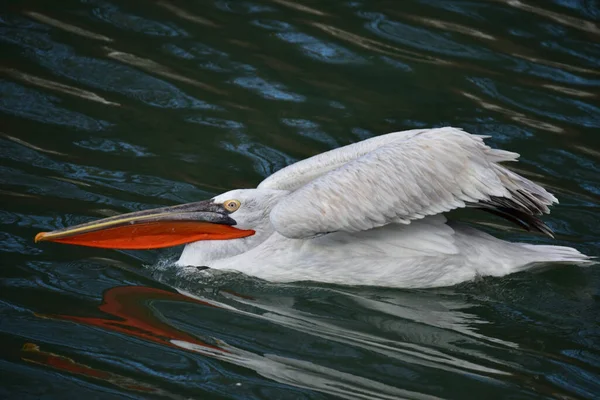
[35, 232, 49, 243]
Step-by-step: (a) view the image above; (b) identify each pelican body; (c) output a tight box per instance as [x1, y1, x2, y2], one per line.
[36, 127, 591, 288]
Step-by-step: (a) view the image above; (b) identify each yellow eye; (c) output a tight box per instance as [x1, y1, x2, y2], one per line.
[223, 199, 241, 212]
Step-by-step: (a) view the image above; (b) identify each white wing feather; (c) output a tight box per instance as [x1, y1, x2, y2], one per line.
[259, 129, 425, 192]
[260, 127, 557, 239]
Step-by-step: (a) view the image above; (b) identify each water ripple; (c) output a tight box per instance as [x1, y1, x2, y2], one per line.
[0, 27, 214, 109]
[1, 68, 120, 106]
[156, 1, 219, 28]
[220, 131, 297, 177]
[73, 138, 153, 157]
[24, 11, 112, 42]
[507, 55, 600, 87]
[542, 39, 600, 68]
[500, 0, 600, 35]
[250, 19, 293, 32]
[231, 76, 306, 102]
[281, 118, 339, 147]
[214, 1, 276, 14]
[360, 11, 497, 60]
[0, 139, 208, 203]
[163, 42, 257, 76]
[276, 31, 367, 64]
[85, 0, 188, 37]
[469, 77, 600, 128]
[0, 80, 110, 131]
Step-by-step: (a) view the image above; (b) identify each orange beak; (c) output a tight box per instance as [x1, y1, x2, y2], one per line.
[34, 200, 255, 249]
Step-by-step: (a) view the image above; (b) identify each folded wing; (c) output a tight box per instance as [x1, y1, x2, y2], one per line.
[260, 127, 557, 239]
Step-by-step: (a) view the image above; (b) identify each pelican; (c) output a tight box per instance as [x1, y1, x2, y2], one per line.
[35, 127, 591, 288]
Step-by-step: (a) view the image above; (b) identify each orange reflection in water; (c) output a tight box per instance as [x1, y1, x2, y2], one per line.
[25, 286, 240, 396]
[21, 343, 157, 393]
[39, 285, 225, 353]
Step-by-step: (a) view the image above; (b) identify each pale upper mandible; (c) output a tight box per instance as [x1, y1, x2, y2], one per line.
[258, 127, 557, 239]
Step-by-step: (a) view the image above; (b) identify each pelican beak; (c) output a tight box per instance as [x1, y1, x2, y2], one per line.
[34, 200, 255, 249]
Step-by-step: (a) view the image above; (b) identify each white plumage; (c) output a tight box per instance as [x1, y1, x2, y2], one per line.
[174, 127, 591, 287]
[261, 127, 553, 238]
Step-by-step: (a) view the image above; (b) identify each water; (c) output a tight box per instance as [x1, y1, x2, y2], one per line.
[1, 0, 600, 398]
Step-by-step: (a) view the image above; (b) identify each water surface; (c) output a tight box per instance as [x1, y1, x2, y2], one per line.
[1, 0, 600, 399]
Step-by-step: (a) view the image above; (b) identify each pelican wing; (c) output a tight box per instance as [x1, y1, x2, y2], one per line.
[259, 127, 557, 239]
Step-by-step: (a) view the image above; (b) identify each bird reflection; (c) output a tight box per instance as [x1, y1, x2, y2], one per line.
[35, 285, 443, 400]
[38, 285, 223, 352]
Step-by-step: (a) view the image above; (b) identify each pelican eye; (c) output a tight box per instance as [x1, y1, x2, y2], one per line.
[223, 199, 241, 212]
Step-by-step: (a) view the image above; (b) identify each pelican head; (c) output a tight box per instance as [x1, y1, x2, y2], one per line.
[35, 189, 288, 251]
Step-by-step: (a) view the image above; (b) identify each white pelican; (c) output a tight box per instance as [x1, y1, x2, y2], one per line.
[35, 127, 591, 288]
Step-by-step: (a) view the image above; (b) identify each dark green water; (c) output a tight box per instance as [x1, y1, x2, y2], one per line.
[1, 0, 600, 399]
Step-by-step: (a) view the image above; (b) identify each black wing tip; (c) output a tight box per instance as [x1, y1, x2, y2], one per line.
[480, 206, 555, 238]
